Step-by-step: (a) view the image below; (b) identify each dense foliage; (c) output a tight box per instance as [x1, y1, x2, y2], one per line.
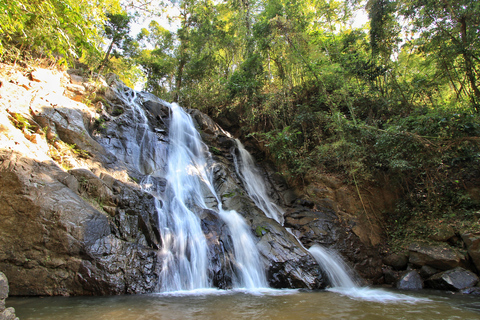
[2, 0, 479, 246]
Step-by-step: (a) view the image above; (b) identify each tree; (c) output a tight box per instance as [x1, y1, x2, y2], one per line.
[399, 0, 480, 112]
[98, 12, 133, 74]
[0, 0, 122, 63]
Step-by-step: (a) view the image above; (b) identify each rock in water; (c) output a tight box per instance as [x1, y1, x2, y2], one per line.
[396, 270, 423, 290]
[0, 272, 19, 320]
[425, 267, 479, 291]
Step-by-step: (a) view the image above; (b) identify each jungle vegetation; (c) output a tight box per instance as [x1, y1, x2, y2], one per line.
[2, 0, 479, 247]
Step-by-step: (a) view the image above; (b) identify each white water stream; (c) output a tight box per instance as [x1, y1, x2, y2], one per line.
[155, 103, 267, 291]
[233, 139, 284, 225]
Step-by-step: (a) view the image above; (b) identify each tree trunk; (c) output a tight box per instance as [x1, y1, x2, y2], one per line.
[459, 17, 480, 112]
[98, 39, 115, 75]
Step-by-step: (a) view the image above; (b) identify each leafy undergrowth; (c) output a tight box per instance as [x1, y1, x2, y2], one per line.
[386, 206, 480, 253]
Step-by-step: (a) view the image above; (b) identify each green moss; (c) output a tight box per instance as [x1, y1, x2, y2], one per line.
[255, 226, 269, 237]
[223, 191, 236, 198]
[209, 146, 222, 155]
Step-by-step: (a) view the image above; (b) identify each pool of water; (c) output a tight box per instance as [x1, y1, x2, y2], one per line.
[8, 287, 480, 320]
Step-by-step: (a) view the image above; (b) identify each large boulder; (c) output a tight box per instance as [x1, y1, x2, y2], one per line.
[408, 243, 464, 270]
[425, 267, 479, 291]
[396, 270, 423, 290]
[383, 252, 409, 271]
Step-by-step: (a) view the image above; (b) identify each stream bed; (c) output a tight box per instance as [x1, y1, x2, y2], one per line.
[8, 288, 480, 320]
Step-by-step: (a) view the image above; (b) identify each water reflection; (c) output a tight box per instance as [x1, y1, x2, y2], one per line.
[8, 289, 480, 320]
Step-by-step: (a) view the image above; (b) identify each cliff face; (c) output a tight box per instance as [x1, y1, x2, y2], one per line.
[0, 64, 346, 295]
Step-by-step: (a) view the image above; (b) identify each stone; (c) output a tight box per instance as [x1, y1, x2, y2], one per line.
[283, 208, 383, 282]
[383, 266, 400, 285]
[429, 225, 455, 242]
[383, 252, 408, 270]
[408, 243, 463, 270]
[0, 273, 8, 300]
[419, 265, 438, 279]
[461, 233, 480, 272]
[425, 267, 479, 291]
[460, 287, 480, 295]
[66, 83, 86, 95]
[0, 272, 19, 320]
[396, 270, 423, 290]
[0, 307, 19, 320]
[69, 74, 84, 85]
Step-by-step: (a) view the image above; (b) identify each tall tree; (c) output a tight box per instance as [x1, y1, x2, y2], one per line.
[400, 0, 480, 112]
[98, 12, 133, 74]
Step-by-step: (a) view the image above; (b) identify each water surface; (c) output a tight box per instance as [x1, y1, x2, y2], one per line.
[8, 288, 480, 320]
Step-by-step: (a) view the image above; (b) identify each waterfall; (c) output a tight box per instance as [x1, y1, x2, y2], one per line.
[109, 84, 268, 291]
[233, 139, 284, 225]
[308, 245, 360, 288]
[141, 102, 267, 291]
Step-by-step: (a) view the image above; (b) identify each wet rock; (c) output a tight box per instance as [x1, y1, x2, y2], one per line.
[201, 210, 235, 289]
[383, 253, 408, 270]
[408, 243, 464, 270]
[461, 233, 480, 272]
[425, 267, 479, 291]
[396, 270, 423, 290]
[221, 192, 325, 289]
[283, 208, 383, 283]
[460, 287, 480, 295]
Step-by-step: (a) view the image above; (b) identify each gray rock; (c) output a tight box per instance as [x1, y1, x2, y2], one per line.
[283, 208, 383, 282]
[425, 267, 479, 291]
[408, 243, 463, 270]
[460, 287, 480, 295]
[0, 273, 7, 300]
[0, 272, 19, 320]
[0, 307, 19, 320]
[396, 270, 423, 290]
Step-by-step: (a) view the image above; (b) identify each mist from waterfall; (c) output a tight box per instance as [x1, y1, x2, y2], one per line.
[233, 139, 284, 225]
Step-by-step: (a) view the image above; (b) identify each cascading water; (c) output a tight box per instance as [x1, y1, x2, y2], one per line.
[308, 245, 360, 288]
[233, 139, 284, 225]
[113, 87, 267, 292]
[161, 104, 267, 290]
[308, 245, 423, 303]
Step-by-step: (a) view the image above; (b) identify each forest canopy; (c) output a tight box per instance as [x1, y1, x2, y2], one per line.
[2, 0, 479, 246]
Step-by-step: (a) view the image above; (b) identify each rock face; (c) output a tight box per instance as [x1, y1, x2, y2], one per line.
[0, 66, 330, 295]
[0, 272, 19, 320]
